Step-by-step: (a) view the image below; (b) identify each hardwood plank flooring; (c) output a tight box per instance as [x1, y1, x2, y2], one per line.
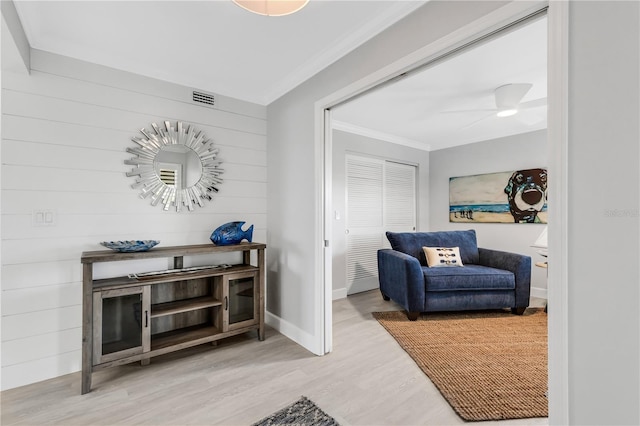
[1, 291, 548, 425]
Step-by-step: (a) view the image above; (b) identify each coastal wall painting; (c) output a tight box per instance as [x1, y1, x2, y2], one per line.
[449, 168, 548, 223]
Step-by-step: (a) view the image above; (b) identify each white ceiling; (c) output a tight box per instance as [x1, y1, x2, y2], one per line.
[332, 15, 548, 151]
[11, 1, 546, 151]
[12, 0, 426, 105]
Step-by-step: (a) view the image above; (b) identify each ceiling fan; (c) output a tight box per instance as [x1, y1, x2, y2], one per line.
[442, 83, 547, 127]
[492, 83, 546, 117]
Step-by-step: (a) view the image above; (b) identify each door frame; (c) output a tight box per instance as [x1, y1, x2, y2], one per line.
[314, 1, 568, 423]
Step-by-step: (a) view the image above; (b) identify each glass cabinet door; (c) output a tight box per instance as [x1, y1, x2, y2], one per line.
[224, 271, 258, 330]
[93, 286, 150, 364]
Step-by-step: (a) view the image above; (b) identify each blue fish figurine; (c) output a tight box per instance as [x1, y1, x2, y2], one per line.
[210, 221, 254, 246]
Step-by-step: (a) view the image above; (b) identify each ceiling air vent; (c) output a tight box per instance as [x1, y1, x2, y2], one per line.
[193, 91, 215, 106]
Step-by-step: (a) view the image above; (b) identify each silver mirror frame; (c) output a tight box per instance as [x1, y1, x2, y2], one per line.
[125, 121, 223, 211]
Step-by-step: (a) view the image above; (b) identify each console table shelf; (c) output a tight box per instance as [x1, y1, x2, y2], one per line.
[91, 264, 258, 290]
[151, 296, 223, 318]
[81, 242, 265, 394]
[151, 325, 222, 351]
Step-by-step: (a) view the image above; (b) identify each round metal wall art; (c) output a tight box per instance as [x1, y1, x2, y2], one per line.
[125, 120, 223, 211]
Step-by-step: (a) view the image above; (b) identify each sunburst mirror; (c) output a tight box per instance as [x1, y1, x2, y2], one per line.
[125, 121, 223, 211]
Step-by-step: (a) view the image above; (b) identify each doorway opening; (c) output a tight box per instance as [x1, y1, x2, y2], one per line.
[318, 2, 568, 422]
[328, 9, 547, 298]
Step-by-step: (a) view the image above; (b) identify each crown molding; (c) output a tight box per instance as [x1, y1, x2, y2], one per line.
[332, 120, 430, 152]
[263, 1, 428, 105]
[1, 0, 31, 72]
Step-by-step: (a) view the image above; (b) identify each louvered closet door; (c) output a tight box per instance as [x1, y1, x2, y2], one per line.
[383, 161, 417, 246]
[346, 155, 383, 295]
[345, 155, 416, 295]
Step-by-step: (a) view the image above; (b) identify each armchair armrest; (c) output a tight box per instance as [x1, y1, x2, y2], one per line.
[377, 249, 425, 313]
[478, 247, 531, 307]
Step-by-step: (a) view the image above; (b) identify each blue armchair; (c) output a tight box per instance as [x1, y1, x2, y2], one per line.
[377, 229, 531, 320]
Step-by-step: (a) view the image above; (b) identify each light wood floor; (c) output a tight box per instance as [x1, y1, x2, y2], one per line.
[1, 291, 548, 425]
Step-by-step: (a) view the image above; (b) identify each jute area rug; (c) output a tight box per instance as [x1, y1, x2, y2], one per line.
[252, 396, 339, 426]
[373, 308, 548, 422]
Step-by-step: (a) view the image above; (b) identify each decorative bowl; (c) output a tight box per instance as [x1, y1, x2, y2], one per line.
[100, 240, 160, 253]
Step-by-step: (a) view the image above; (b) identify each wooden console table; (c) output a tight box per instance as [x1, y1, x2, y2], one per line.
[81, 242, 265, 394]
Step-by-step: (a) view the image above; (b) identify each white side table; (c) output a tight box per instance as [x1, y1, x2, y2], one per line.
[535, 261, 548, 312]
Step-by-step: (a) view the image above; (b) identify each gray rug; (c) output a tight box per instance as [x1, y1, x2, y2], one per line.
[252, 396, 339, 426]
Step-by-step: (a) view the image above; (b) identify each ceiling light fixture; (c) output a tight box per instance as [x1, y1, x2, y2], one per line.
[232, 0, 309, 16]
[496, 108, 518, 118]
[494, 83, 531, 118]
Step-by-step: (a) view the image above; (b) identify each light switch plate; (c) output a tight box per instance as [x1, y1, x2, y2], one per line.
[33, 210, 56, 227]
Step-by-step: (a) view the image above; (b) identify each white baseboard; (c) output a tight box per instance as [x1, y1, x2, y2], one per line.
[530, 286, 548, 299]
[265, 311, 323, 355]
[332, 288, 347, 300]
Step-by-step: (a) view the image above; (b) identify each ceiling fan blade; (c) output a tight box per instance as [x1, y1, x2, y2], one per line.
[460, 112, 495, 130]
[519, 97, 547, 110]
[495, 83, 532, 109]
[515, 110, 547, 126]
[440, 108, 496, 114]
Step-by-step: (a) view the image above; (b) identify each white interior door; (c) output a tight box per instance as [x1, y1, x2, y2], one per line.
[345, 155, 416, 295]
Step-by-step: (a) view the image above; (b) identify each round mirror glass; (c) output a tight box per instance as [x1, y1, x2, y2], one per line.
[125, 121, 223, 211]
[154, 145, 203, 189]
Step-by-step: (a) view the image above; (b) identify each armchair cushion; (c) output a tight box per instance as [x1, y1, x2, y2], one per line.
[423, 265, 515, 292]
[386, 229, 480, 265]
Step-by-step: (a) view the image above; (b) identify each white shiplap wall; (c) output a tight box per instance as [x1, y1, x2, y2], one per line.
[1, 49, 267, 390]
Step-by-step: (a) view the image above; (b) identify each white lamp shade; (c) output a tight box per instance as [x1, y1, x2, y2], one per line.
[233, 0, 309, 16]
[533, 226, 548, 248]
[532, 226, 548, 257]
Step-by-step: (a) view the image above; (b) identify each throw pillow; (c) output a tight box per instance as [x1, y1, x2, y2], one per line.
[423, 246, 464, 267]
